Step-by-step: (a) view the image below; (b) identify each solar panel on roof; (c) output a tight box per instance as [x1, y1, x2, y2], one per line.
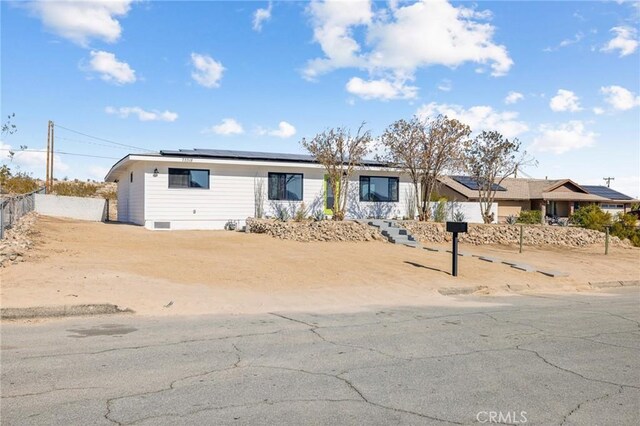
[582, 185, 633, 200]
[452, 176, 506, 191]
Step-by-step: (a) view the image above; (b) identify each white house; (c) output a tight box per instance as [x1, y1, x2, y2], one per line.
[105, 149, 422, 230]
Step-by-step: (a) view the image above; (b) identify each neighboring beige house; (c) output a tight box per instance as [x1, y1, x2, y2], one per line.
[437, 176, 637, 223]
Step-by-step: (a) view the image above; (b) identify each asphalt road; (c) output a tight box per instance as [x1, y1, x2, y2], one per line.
[1, 288, 639, 425]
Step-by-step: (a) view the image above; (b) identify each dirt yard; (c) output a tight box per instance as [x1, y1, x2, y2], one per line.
[1, 216, 639, 316]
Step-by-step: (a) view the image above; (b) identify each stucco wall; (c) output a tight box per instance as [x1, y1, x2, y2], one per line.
[35, 194, 107, 221]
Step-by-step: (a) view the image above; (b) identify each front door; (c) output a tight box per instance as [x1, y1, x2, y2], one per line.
[324, 175, 335, 215]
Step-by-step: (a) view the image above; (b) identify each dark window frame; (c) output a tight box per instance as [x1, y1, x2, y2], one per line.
[359, 176, 399, 202]
[268, 172, 304, 201]
[168, 168, 210, 189]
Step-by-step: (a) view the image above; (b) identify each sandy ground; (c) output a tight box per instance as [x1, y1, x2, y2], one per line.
[1, 216, 639, 316]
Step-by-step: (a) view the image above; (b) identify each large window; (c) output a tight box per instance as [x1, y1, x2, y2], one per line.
[268, 173, 303, 201]
[168, 168, 210, 189]
[359, 176, 399, 202]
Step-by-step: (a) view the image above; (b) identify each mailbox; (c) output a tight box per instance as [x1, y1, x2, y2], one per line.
[446, 221, 468, 233]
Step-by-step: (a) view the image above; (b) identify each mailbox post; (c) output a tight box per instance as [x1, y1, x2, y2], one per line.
[446, 221, 468, 277]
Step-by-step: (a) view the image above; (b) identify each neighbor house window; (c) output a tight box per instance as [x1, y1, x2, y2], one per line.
[360, 176, 399, 202]
[268, 173, 303, 201]
[168, 168, 210, 189]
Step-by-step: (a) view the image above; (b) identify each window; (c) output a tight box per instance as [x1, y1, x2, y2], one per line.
[268, 173, 303, 201]
[601, 204, 623, 209]
[130, 172, 133, 183]
[168, 168, 210, 189]
[360, 176, 399, 202]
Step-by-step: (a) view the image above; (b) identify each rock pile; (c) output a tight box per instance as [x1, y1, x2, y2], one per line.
[401, 221, 631, 248]
[0, 212, 38, 267]
[247, 218, 386, 242]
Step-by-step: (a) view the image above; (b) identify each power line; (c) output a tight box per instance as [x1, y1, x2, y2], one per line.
[0, 148, 120, 160]
[56, 136, 135, 151]
[53, 123, 154, 152]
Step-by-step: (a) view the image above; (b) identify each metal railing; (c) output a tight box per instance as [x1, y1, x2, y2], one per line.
[0, 188, 45, 239]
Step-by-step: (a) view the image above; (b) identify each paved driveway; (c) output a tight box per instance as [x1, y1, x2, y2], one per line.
[2, 288, 639, 425]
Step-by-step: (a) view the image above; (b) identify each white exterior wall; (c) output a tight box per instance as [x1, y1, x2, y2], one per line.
[117, 173, 129, 223]
[112, 159, 416, 230]
[128, 163, 145, 225]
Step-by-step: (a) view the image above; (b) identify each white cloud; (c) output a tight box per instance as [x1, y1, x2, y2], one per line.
[416, 102, 528, 139]
[87, 165, 110, 181]
[549, 89, 582, 112]
[531, 121, 597, 154]
[253, 2, 273, 32]
[204, 118, 245, 135]
[437, 79, 452, 92]
[504, 91, 524, 104]
[593, 107, 605, 115]
[304, 0, 513, 95]
[1, 141, 69, 174]
[258, 121, 297, 138]
[190, 53, 225, 88]
[105, 106, 178, 122]
[88, 50, 136, 85]
[600, 85, 640, 111]
[543, 32, 584, 52]
[27, 0, 134, 46]
[601, 26, 638, 57]
[345, 77, 417, 100]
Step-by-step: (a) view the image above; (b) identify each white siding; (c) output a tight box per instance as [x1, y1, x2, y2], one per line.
[117, 174, 129, 223]
[136, 160, 417, 230]
[128, 164, 144, 225]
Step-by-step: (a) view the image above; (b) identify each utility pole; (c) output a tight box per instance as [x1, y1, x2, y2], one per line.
[603, 177, 614, 188]
[50, 121, 54, 190]
[46, 121, 51, 193]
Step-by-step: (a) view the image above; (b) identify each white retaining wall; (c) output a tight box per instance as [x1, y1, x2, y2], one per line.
[35, 194, 107, 222]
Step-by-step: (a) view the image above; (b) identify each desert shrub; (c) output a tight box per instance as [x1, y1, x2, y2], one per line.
[52, 181, 98, 198]
[0, 168, 39, 194]
[452, 209, 466, 222]
[294, 202, 308, 222]
[273, 203, 290, 221]
[610, 213, 640, 247]
[570, 204, 612, 232]
[517, 210, 542, 224]
[311, 208, 324, 221]
[433, 198, 447, 222]
[100, 188, 117, 200]
[505, 215, 517, 225]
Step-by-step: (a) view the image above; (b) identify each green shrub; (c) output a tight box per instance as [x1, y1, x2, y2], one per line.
[517, 210, 541, 224]
[570, 204, 612, 232]
[610, 213, 640, 247]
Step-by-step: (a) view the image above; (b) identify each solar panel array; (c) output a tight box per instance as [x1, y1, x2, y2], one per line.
[582, 185, 633, 200]
[159, 149, 386, 167]
[451, 176, 507, 191]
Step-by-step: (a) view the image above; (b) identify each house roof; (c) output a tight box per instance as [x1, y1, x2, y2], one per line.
[438, 176, 636, 202]
[582, 185, 634, 201]
[159, 148, 387, 167]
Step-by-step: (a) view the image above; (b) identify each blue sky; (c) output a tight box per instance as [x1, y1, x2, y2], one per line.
[1, 0, 639, 197]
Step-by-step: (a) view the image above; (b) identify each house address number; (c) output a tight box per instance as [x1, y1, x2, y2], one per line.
[182, 158, 193, 162]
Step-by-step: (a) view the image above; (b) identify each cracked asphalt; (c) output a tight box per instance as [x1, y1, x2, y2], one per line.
[1, 288, 639, 425]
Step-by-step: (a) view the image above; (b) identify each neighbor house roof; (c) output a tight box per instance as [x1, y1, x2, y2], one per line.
[438, 176, 635, 202]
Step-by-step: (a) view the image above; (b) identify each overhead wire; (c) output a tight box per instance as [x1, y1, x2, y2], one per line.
[53, 123, 155, 152]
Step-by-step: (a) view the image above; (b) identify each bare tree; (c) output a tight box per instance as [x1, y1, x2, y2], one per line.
[301, 125, 371, 220]
[462, 130, 534, 223]
[379, 116, 469, 221]
[420, 116, 470, 220]
[379, 118, 426, 219]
